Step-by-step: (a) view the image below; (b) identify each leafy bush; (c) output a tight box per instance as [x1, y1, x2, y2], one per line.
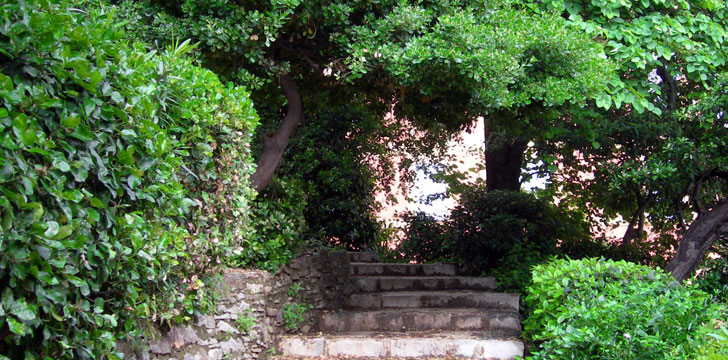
[395, 211, 453, 263]
[698, 324, 728, 360]
[0, 1, 257, 358]
[490, 243, 554, 296]
[449, 189, 563, 274]
[524, 258, 726, 360]
[274, 102, 387, 250]
[229, 178, 307, 272]
[695, 254, 728, 305]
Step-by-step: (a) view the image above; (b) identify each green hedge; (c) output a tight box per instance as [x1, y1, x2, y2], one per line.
[524, 258, 726, 359]
[0, 1, 258, 358]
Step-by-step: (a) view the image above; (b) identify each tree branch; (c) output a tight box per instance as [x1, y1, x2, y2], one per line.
[249, 74, 304, 192]
[657, 64, 676, 111]
[621, 192, 656, 246]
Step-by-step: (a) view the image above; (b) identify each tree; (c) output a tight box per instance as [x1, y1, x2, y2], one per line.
[527, 0, 728, 280]
[118, 0, 610, 195]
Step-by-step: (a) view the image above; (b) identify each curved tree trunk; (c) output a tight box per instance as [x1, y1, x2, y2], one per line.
[249, 74, 303, 192]
[666, 199, 728, 281]
[484, 115, 527, 191]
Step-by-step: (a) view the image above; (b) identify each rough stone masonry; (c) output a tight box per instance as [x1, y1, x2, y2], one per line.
[119, 250, 353, 360]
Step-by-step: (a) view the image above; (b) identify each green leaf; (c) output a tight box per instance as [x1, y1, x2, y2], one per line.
[10, 299, 36, 321]
[53, 158, 71, 172]
[6, 317, 26, 335]
[89, 198, 104, 208]
[44, 221, 60, 237]
[595, 94, 611, 109]
[61, 114, 81, 128]
[83, 98, 96, 117]
[131, 229, 143, 251]
[0, 73, 12, 91]
[62, 190, 84, 203]
[2, 210, 13, 231]
[70, 125, 94, 141]
[94, 298, 104, 314]
[52, 225, 73, 240]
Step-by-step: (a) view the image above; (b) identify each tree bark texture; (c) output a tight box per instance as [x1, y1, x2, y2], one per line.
[484, 117, 527, 191]
[666, 199, 728, 281]
[249, 74, 303, 192]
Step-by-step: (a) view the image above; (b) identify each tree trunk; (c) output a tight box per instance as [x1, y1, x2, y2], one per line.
[484, 115, 527, 191]
[249, 74, 303, 192]
[665, 199, 728, 281]
[621, 193, 655, 247]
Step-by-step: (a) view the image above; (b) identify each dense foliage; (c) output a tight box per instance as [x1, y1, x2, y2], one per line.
[0, 1, 258, 358]
[524, 258, 726, 359]
[695, 247, 728, 305]
[114, 0, 615, 247]
[395, 211, 453, 264]
[530, 0, 728, 277]
[233, 178, 307, 272]
[270, 100, 392, 249]
[449, 190, 564, 274]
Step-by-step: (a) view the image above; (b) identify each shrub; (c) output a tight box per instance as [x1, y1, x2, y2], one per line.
[449, 189, 563, 274]
[698, 324, 728, 359]
[395, 211, 453, 263]
[695, 253, 728, 305]
[524, 258, 726, 360]
[490, 243, 554, 296]
[229, 178, 307, 272]
[0, 1, 257, 358]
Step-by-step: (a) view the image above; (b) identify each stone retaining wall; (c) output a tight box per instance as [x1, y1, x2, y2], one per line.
[120, 250, 352, 360]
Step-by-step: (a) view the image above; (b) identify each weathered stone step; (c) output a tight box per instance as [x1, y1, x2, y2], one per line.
[354, 276, 497, 292]
[347, 252, 381, 263]
[322, 308, 521, 333]
[347, 291, 519, 311]
[350, 263, 457, 276]
[277, 332, 524, 359]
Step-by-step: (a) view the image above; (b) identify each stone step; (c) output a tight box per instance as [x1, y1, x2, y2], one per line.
[347, 291, 519, 311]
[347, 252, 381, 263]
[276, 332, 524, 359]
[322, 308, 521, 333]
[350, 263, 457, 276]
[354, 276, 497, 292]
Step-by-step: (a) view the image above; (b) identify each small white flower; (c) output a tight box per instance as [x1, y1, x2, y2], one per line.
[623, 332, 631, 340]
[323, 68, 333, 77]
[374, 52, 383, 58]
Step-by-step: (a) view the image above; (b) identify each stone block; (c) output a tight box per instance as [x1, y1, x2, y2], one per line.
[326, 338, 387, 357]
[278, 336, 324, 357]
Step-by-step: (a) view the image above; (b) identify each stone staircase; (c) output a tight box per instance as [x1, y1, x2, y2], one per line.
[275, 252, 524, 359]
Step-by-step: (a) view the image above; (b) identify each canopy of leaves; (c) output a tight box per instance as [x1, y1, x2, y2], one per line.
[117, 0, 613, 247]
[530, 0, 728, 251]
[525, 0, 726, 114]
[0, 1, 258, 358]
